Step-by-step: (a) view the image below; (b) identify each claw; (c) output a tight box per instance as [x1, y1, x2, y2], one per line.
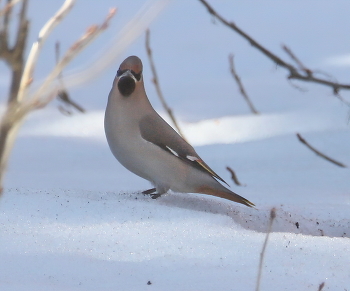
[142, 188, 156, 195]
[150, 194, 161, 199]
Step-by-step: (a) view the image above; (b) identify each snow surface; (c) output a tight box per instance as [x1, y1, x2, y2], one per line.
[1, 0, 350, 290]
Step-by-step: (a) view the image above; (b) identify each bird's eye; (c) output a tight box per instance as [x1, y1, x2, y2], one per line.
[132, 71, 142, 81]
[117, 69, 126, 77]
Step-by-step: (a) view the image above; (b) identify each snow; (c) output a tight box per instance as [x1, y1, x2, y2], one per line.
[1, 1, 350, 290]
[2, 188, 349, 291]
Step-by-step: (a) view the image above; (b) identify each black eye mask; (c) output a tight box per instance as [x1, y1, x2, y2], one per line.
[117, 69, 142, 81]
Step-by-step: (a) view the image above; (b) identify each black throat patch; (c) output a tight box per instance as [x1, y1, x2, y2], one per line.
[118, 76, 136, 97]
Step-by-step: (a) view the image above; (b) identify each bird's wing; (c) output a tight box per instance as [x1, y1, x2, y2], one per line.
[139, 114, 229, 186]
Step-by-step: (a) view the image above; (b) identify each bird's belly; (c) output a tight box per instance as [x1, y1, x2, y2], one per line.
[106, 126, 190, 191]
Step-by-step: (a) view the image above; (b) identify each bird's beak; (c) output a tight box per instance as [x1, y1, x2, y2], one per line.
[120, 70, 137, 82]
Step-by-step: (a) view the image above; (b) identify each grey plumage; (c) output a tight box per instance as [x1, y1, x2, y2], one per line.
[104, 56, 254, 207]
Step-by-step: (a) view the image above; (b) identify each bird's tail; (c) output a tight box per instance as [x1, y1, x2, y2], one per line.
[195, 185, 255, 207]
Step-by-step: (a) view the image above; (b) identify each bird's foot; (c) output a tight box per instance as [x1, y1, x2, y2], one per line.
[142, 188, 165, 199]
[150, 194, 161, 199]
[142, 188, 156, 195]
[142, 188, 163, 199]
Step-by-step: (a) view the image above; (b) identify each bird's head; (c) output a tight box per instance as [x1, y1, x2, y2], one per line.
[115, 56, 143, 97]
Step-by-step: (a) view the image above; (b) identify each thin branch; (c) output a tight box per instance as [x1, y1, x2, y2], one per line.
[256, 208, 276, 291]
[0, 5, 116, 194]
[318, 282, 325, 291]
[57, 90, 85, 113]
[7, 0, 28, 103]
[226, 166, 243, 186]
[145, 29, 187, 141]
[28, 8, 116, 109]
[198, 0, 350, 95]
[61, 0, 169, 91]
[55, 41, 85, 113]
[334, 92, 350, 107]
[0, 2, 11, 60]
[282, 45, 312, 77]
[296, 133, 347, 168]
[228, 54, 259, 114]
[0, 1, 166, 195]
[0, 0, 22, 17]
[16, 0, 76, 104]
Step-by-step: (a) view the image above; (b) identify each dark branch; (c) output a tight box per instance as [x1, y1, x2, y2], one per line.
[296, 133, 347, 168]
[0, 0, 29, 103]
[55, 41, 85, 113]
[198, 0, 350, 94]
[282, 45, 312, 77]
[0, 0, 13, 58]
[256, 208, 276, 291]
[226, 166, 243, 186]
[145, 29, 187, 141]
[228, 54, 259, 114]
[318, 282, 325, 291]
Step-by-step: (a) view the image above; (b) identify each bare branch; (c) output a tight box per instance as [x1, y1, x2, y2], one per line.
[0, 5, 116, 194]
[57, 90, 85, 113]
[228, 54, 259, 114]
[27, 8, 116, 109]
[7, 0, 28, 103]
[0, 0, 22, 18]
[334, 92, 350, 107]
[0, 1, 167, 195]
[17, 0, 76, 104]
[282, 45, 312, 77]
[55, 41, 85, 113]
[198, 0, 350, 94]
[226, 166, 243, 186]
[61, 1, 169, 90]
[318, 282, 325, 291]
[296, 133, 347, 168]
[145, 29, 187, 141]
[256, 208, 276, 291]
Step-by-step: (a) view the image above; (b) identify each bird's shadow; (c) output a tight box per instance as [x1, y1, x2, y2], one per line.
[145, 192, 349, 238]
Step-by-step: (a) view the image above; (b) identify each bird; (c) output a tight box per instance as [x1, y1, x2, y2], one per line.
[104, 55, 254, 207]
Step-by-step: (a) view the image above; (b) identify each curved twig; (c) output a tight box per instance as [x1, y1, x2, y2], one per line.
[296, 133, 347, 168]
[228, 54, 259, 114]
[198, 0, 350, 95]
[256, 208, 276, 291]
[145, 29, 187, 141]
[17, 0, 76, 103]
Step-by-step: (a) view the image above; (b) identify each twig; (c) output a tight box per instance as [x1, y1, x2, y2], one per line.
[28, 7, 117, 108]
[0, 5, 116, 194]
[198, 0, 350, 95]
[256, 208, 276, 291]
[282, 45, 312, 77]
[334, 91, 350, 108]
[296, 133, 347, 168]
[0, 0, 29, 103]
[0, 1, 167, 195]
[0, 0, 22, 17]
[57, 90, 85, 113]
[16, 0, 76, 103]
[145, 29, 187, 141]
[55, 41, 85, 113]
[61, 0, 169, 91]
[228, 54, 259, 114]
[318, 282, 325, 291]
[226, 166, 242, 186]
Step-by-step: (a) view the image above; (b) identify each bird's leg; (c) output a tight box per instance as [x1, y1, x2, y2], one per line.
[150, 186, 170, 199]
[142, 188, 157, 195]
[142, 186, 169, 199]
[142, 188, 161, 198]
[150, 193, 161, 199]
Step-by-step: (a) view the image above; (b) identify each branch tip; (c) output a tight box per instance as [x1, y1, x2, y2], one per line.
[198, 0, 350, 97]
